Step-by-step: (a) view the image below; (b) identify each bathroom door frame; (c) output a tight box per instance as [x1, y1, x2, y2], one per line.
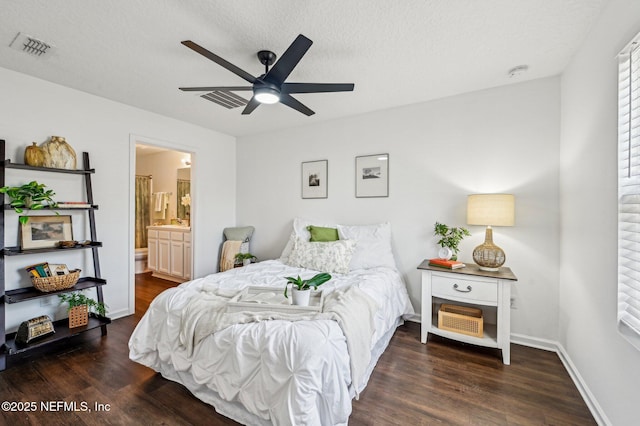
[128, 134, 196, 315]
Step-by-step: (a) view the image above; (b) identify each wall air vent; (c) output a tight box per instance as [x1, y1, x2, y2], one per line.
[201, 91, 248, 109]
[9, 32, 55, 57]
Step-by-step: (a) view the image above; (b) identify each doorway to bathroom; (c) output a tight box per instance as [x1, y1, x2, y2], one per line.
[134, 143, 192, 279]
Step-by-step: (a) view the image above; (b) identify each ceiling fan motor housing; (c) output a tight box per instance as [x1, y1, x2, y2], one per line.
[253, 83, 280, 104]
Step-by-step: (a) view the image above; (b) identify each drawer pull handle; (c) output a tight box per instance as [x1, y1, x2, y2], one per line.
[453, 283, 472, 293]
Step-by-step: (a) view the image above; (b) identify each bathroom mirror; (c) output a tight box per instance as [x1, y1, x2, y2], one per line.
[177, 167, 191, 221]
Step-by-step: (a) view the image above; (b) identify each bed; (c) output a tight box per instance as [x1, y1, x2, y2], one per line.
[129, 220, 414, 425]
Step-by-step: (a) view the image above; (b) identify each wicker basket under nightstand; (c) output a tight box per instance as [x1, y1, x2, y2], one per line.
[438, 304, 483, 338]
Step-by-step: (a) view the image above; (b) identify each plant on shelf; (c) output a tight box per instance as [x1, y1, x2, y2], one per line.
[234, 252, 257, 267]
[434, 222, 471, 260]
[58, 291, 107, 317]
[0, 180, 58, 224]
[284, 273, 332, 306]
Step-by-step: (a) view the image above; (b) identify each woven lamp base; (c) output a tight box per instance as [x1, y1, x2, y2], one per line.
[472, 227, 506, 271]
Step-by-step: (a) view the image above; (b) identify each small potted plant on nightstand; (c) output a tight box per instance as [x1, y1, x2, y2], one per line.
[58, 291, 107, 328]
[434, 222, 471, 260]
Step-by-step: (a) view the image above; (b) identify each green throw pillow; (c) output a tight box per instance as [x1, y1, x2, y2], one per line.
[307, 225, 339, 242]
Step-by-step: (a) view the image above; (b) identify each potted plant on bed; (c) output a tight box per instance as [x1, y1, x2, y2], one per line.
[284, 273, 332, 306]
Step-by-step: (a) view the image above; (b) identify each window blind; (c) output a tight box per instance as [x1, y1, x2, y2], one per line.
[618, 34, 640, 349]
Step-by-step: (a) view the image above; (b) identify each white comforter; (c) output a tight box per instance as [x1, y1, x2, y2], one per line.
[129, 260, 414, 426]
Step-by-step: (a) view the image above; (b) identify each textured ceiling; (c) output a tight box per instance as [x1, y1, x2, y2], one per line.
[0, 0, 608, 137]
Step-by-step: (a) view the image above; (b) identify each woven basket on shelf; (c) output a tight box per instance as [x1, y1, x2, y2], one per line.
[31, 269, 81, 292]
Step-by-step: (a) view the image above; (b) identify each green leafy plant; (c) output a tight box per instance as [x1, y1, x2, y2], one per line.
[434, 222, 471, 257]
[284, 273, 332, 298]
[0, 181, 58, 224]
[234, 252, 257, 263]
[58, 291, 107, 317]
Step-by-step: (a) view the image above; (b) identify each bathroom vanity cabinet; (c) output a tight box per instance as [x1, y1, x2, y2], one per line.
[147, 225, 191, 283]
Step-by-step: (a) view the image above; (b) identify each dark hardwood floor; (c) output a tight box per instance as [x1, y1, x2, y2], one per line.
[0, 272, 595, 425]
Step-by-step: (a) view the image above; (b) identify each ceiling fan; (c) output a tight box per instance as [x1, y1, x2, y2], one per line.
[179, 34, 354, 116]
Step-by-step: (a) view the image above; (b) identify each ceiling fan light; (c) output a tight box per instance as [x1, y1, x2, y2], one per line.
[254, 87, 280, 104]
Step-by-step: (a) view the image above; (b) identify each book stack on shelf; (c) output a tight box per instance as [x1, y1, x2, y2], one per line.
[25, 262, 71, 278]
[428, 258, 466, 269]
[56, 201, 91, 208]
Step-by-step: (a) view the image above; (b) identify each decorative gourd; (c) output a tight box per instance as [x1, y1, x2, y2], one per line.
[24, 142, 45, 167]
[41, 136, 77, 169]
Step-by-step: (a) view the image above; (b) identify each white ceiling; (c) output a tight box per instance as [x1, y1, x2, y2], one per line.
[0, 0, 608, 137]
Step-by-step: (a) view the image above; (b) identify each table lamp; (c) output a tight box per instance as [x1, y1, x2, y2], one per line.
[467, 194, 515, 271]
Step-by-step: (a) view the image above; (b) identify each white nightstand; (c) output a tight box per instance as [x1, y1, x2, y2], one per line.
[418, 260, 518, 364]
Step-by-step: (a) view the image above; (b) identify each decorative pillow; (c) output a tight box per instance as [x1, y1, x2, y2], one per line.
[293, 217, 338, 241]
[286, 239, 356, 274]
[336, 222, 396, 270]
[307, 225, 339, 242]
[280, 217, 339, 262]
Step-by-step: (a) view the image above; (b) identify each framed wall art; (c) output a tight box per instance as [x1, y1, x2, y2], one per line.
[20, 215, 73, 249]
[301, 160, 328, 199]
[355, 153, 389, 198]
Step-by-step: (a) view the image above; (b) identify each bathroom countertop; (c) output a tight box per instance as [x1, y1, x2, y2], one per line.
[148, 225, 191, 231]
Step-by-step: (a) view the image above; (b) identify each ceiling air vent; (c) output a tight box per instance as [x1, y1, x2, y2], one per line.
[201, 91, 248, 109]
[9, 32, 55, 57]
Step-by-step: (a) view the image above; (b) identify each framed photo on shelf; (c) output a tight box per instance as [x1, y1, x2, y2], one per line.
[355, 153, 389, 198]
[301, 160, 328, 199]
[20, 215, 73, 250]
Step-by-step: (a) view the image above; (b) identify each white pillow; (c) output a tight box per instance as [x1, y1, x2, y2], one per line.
[280, 217, 339, 262]
[293, 217, 338, 241]
[279, 230, 296, 263]
[286, 239, 356, 274]
[336, 222, 396, 270]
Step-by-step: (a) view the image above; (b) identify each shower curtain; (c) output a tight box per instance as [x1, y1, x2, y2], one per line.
[177, 179, 191, 220]
[135, 175, 152, 248]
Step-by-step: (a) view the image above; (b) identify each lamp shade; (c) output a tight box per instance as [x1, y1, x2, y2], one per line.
[467, 194, 515, 227]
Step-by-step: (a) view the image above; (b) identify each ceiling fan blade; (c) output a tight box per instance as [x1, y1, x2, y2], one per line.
[241, 97, 261, 115]
[179, 86, 253, 92]
[181, 40, 257, 84]
[282, 83, 355, 94]
[264, 34, 313, 86]
[279, 94, 315, 116]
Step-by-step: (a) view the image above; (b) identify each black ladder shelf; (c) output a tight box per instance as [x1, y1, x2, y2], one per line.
[0, 139, 109, 370]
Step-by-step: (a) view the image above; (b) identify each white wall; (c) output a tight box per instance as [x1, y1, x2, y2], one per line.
[560, 0, 640, 424]
[237, 77, 561, 340]
[0, 67, 236, 329]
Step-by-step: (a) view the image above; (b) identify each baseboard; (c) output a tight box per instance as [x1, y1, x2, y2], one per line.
[404, 314, 421, 323]
[511, 334, 610, 426]
[510, 333, 557, 351]
[107, 308, 132, 320]
[415, 319, 609, 425]
[554, 343, 611, 426]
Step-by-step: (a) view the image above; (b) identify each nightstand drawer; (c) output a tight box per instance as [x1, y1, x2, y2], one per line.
[432, 275, 497, 304]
